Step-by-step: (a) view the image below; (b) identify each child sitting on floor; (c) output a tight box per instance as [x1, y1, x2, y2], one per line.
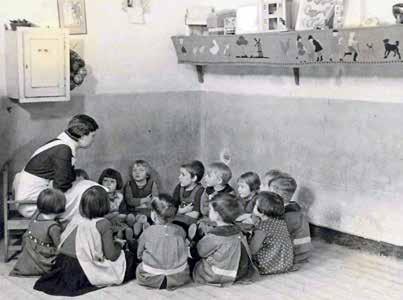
[34, 186, 137, 297]
[249, 191, 294, 275]
[199, 162, 235, 217]
[120, 160, 157, 236]
[99, 168, 135, 241]
[98, 168, 124, 213]
[173, 160, 205, 228]
[10, 188, 66, 277]
[269, 175, 312, 269]
[192, 193, 259, 286]
[136, 194, 191, 290]
[237, 171, 261, 213]
[260, 169, 290, 192]
[194, 162, 236, 239]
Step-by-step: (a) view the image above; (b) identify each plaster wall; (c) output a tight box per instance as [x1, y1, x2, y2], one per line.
[200, 92, 403, 246]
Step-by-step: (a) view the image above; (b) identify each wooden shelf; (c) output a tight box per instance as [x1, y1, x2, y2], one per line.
[172, 25, 403, 85]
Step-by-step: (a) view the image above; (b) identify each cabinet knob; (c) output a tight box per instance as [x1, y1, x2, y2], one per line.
[25, 64, 28, 69]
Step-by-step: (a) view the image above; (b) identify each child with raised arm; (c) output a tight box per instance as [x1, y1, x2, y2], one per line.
[173, 160, 205, 227]
[269, 175, 312, 269]
[136, 194, 191, 290]
[249, 191, 294, 275]
[10, 189, 66, 277]
[193, 193, 258, 286]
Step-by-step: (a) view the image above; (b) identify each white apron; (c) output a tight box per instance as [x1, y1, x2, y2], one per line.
[14, 138, 73, 218]
[60, 215, 126, 287]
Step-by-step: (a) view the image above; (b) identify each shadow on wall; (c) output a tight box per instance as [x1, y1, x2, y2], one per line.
[296, 185, 342, 229]
[206, 63, 403, 83]
[295, 186, 315, 212]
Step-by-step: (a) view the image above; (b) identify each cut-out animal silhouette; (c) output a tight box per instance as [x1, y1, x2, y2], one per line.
[383, 39, 401, 59]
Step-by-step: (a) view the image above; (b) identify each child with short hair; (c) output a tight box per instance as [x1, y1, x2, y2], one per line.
[199, 162, 235, 217]
[237, 172, 261, 213]
[269, 175, 312, 269]
[173, 160, 205, 226]
[98, 168, 135, 241]
[34, 186, 137, 296]
[249, 191, 294, 275]
[98, 168, 124, 212]
[260, 169, 289, 192]
[193, 193, 258, 286]
[120, 160, 159, 217]
[136, 194, 191, 290]
[10, 188, 66, 277]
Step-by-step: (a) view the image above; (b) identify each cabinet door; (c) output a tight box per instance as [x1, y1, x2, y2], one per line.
[23, 32, 66, 98]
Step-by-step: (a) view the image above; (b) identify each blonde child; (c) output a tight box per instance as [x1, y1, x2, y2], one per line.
[173, 160, 205, 227]
[269, 175, 312, 269]
[120, 160, 158, 236]
[10, 188, 66, 277]
[193, 193, 258, 286]
[249, 191, 293, 275]
[136, 194, 191, 290]
[199, 162, 235, 217]
[34, 185, 137, 296]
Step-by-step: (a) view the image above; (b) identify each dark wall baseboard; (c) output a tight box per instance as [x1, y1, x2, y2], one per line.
[310, 224, 403, 259]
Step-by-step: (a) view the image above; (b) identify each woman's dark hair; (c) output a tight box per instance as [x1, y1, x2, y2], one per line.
[80, 186, 110, 219]
[238, 171, 261, 192]
[37, 188, 66, 214]
[255, 191, 285, 218]
[181, 160, 205, 182]
[75, 168, 89, 180]
[151, 193, 179, 223]
[210, 193, 242, 224]
[66, 114, 98, 140]
[98, 168, 123, 190]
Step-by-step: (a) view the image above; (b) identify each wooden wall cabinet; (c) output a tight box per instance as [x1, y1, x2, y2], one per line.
[5, 28, 70, 103]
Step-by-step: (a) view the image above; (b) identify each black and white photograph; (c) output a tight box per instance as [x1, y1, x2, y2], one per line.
[0, 0, 402, 299]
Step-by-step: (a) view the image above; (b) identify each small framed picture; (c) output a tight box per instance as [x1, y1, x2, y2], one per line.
[258, 0, 288, 32]
[58, 0, 87, 35]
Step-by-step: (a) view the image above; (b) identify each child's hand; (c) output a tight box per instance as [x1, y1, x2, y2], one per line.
[236, 213, 252, 223]
[114, 238, 126, 248]
[178, 203, 193, 214]
[140, 196, 152, 206]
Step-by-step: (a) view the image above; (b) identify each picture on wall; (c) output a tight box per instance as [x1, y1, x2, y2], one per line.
[295, 0, 336, 30]
[58, 0, 87, 34]
[258, 0, 288, 32]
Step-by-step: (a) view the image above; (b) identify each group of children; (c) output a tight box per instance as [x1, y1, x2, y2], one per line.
[9, 159, 311, 295]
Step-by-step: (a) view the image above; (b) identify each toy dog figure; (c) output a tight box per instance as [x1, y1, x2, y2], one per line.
[383, 39, 401, 59]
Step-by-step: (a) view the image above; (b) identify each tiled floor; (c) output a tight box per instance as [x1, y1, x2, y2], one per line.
[0, 240, 402, 300]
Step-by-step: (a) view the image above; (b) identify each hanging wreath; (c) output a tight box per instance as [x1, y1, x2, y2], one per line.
[70, 50, 88, 90]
